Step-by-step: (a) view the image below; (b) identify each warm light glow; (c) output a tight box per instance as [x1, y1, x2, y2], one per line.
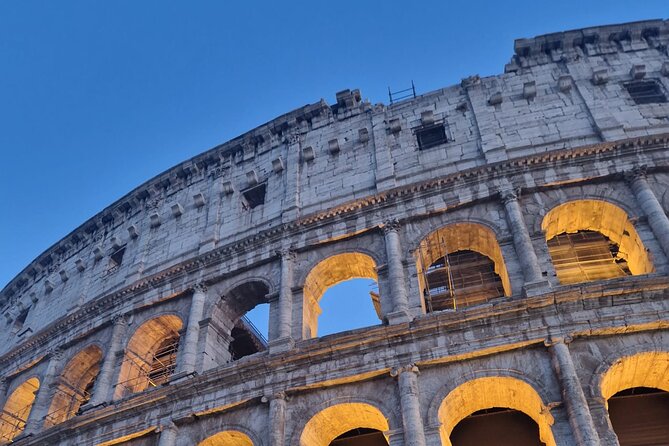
[45, 345, 102, 427]
[0, 377, 39, 442]
[600, 351, 669, 402]
[114, 315, 183, 398]
[416, 223, 511, 311]
[198, 430, 254, 446]
[542, 200, 653, 284]
[300, 402, 389, 446]
[437, 376, 556, 446]
[303, 253, 378, 338]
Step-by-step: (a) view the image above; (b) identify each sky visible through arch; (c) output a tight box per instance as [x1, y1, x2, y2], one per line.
[0, 1, 667, 336]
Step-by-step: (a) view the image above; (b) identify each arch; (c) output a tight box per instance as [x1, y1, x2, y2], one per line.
[437, 376, 556, 446]
[300, 402, 390, 446]
[204, 279, 271, 367]
[415, 223, 511, 312]
[541, 200, 653, 284]
[0, 377, 40, 442]
[600, 351, 669, 402]
[114, 314, 183, 398]
[44, 344, 103, 427]
[198, 430, 254, 446]
[302, 252, 380, 338]
[599, 351, 669, 444]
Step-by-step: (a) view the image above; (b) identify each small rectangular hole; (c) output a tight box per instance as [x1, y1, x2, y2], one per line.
[416, 124, 448, 150]
[242, 183, 267, 209]
[624, 79, 668, 105]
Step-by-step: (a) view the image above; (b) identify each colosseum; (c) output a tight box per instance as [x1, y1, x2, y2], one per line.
[2, 18, 669, 446]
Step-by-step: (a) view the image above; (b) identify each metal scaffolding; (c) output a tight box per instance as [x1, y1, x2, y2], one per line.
[419, 237, 505, 313]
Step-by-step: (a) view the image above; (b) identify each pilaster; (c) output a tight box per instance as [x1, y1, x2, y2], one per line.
[383, 220, 412, 324]
[626, 166, 669, 260]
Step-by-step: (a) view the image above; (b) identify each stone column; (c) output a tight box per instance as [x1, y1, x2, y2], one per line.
[271, 250, 295, 352]
[546, 337, 600, 446]
[500, 189, 544, 286]
[0, 377, 8, 412]
[626, 166, 669, 259]
[176, 283, 208, 376]
[391, 364, 427, 446]
[264, 392, 287, 446]
[23, 349, 64, 435]
[157, 422, 178, 446]
[383, 220, 411, 323]
[589, 397, 621, 446]
[85, 315, 127, 408]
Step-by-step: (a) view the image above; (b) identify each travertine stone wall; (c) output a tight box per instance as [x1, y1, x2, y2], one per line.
[1, 19, 669, 446]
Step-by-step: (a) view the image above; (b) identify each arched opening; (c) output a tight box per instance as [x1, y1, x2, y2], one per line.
[318, 279, 380, 336]
[303, 253, 381, 338]
[114, 315, 183, 398]
[416, 223, 511, 312]
[541, 200, 653, 285]
[0, 378, 39, 443]
[450, 408, 545, 446]
[44, 345, 103, 427]
[198, 430, 254, 446]
[300, 402, 390, 446]
[600, 352, 669, 445]
[437, 377, 555, 446]
[209, 280, 269, 365]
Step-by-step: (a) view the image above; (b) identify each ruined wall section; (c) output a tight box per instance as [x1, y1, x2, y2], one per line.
[1, 20, 668, 356]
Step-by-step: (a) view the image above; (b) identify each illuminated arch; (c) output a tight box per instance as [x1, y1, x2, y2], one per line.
[600, 351, 669, 402]
[45, 344, 102, 427]
[416, 223, 511, 312]
[0, 377, 40, 442]
[198, 430, 254, 446]
[300, 402, 390, 446]
[541, 200, 653, 284]
[437, 376, 556, 446]
[302, 252, 379, 338]
[114, 314, 183, 398]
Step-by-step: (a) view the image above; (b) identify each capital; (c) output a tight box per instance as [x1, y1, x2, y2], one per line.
[390, 363, 419, 377]
[382, 218, 401, 234]
[543, 335, 572, 347]
[112, 314, 128, 326]
[624, 165, 648, 184]
[262, 391, 287, 403]
[499, 187, 520, 205]
[276, 248, 296, 261]
[192, 283, 208, 294]
[48, 347, 65, 361]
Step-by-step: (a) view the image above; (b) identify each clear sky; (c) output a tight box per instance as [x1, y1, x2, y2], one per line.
[0, 1, 666, 335]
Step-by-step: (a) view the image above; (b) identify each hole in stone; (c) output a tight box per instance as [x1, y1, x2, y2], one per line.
[624, 79, 668, 105]
[242, 183, 267, 209]
[416, 123, 448, 150]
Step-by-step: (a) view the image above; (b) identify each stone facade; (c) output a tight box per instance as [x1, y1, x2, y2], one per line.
[1, 19, 669, 446]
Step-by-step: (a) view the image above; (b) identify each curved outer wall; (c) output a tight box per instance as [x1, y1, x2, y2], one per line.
[1, 19, 669, 446]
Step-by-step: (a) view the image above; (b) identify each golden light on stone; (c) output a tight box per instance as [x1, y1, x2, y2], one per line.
[198, 430, 254, 446]
[600, 351, 669, 403]
[300, 402, 389, 446]
[0, 377, 39, 442]
[542, 200, 654, 284]
[437, 376, 556, 446]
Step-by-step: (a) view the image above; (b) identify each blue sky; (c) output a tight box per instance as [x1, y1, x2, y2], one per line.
[1, 1, 666, 334]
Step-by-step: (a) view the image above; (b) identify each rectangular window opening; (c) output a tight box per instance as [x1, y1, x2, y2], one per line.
[109, 246, 126, 269]
[416, 124, 448, 150]
[242, 183, 267, 209]
[624, 79, 668, 105]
